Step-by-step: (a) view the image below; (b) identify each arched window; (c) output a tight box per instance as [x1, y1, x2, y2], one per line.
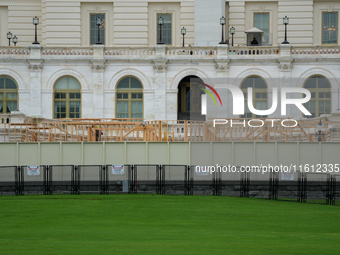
[303, 76, 331, 118]
[116, 77, 143, 119]
[240, 76, 267, 118]
[0, 76, 18, 113]
[54, 76, 81, 119]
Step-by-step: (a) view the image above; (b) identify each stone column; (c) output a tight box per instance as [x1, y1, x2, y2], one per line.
[28, 44, 43, 116]
[152, 45, 168, 120]
[91, 45, 106, 118]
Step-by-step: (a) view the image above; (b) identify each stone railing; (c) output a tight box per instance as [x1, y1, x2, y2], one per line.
[228, 46, 280, 56]
[291, 46, 340, 55]
[42, 48, 93, 56]
[0, 47, 30, 57]
[166, 47, 217, 56]
[1, 45, 340, 62]
[105, 47, 156, 57]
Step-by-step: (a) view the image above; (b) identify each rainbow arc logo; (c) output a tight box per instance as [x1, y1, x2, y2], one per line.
[198, 83, 223, 106]
[197, 83, 222, 115]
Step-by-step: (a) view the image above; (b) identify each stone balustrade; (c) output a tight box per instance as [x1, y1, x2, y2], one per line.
[105, 47, 156, 56]
[166, 47, 217, 56]
[42, 48, 93, 56]
[0, 48, 30, 57]
[291, 46, 340, 55]
[228, 46, 280, 56]
[1, 45, 340, 61]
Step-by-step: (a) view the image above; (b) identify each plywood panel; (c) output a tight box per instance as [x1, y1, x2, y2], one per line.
[299, 143, 319, 166]
[0, 143, 16, 166]
[256, 143, 276, 166]
[105, 142, 125, 165]
[148, 143, 167, 164]
[126, 142, 146, 164]
[83, 143, 103, 165]
[234, 143, 254, 166]
[18, 143, 39, 166]
[321, 143, 340, 165]
[190, 142, 211, 165]
[62, 143, 82, 165]
[40, 143, 60, 165]
[169, 143, 189, 165]
[277, 143, 298, 166]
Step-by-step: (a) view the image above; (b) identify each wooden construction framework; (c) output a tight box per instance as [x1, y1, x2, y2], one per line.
[1, 117, 340, 142]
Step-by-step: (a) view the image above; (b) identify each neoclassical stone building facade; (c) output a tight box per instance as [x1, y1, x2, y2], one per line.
[0, 0, 339, 121]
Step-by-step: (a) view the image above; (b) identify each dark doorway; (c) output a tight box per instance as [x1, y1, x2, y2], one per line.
[177, 76, 205, 121]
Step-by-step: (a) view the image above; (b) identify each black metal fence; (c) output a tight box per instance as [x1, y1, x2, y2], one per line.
[0, 164, 339, 205]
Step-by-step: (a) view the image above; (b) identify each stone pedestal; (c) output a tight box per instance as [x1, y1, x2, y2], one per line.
[10, 110, 25, 123]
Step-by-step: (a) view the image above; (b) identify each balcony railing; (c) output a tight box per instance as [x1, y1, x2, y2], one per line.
[1, 45, 339, 61]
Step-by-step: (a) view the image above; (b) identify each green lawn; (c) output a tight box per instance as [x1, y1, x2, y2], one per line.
[0, 195, 339, 255]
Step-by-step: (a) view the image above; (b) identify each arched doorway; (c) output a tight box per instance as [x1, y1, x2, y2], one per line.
[177, 75, 205, 120]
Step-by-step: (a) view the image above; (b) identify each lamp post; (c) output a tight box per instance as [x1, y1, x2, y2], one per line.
[7, 31, 12, 46]
[12, 36, 18, 46]
[158, 16, 164, 44]
[317, 120, 323, 142]
[282, 16, 289, 44]
[96, 16, 103, 45]
[219, 16, 226, 44]
[230, 26, 235, 46]
[181, 27, 186, 47]
[32, 16, 40, 44]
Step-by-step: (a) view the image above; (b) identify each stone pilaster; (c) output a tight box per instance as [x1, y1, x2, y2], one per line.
[277, 44, 293, 117]
[152, 45, 168, 120]
[215, 45, 230, 75]
[28, 44, 43, 116]
[91, 45, 105, 118]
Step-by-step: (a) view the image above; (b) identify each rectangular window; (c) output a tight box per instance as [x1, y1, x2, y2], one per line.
[254, 13, 269, 34]
[322, 12, 338, 44]
[157, 14, 172, 45]
[116, 101, 128, 118]
[90, 14, 105, 45]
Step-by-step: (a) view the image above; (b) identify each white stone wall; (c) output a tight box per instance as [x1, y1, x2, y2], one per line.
[1, 44, 339, 121]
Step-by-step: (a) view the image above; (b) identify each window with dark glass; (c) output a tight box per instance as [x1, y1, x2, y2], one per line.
[0, 76, 18, 114]
[303, 76, 331, 118]
[116, 77, 143, 119]
[54, 76, 81, 119]
[240, 76, 268, 118]
[322, 13, 338, 44]
[157, 14, 172, 45]
[254, 13, 269, 34]
[90, 14, 105, 45]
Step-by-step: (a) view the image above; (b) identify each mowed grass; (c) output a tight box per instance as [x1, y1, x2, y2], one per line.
[0, 195, 339, 255]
